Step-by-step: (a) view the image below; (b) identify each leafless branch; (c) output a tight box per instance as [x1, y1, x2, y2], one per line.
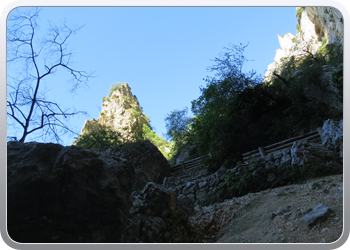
[7, 7, 92, 143]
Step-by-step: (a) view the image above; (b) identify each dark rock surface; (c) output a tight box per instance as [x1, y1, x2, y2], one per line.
[7, 141, 135, 243]
[105, 140, 171, 191]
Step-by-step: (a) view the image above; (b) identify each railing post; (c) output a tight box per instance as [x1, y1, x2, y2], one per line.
[258, 146, 266, 158]
[181, 162, 186, 171]
[163, 177, 168, 187]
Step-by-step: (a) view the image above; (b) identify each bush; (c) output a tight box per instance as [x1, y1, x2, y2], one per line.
[108, 83, 122, 97]
[142, 124, 174, 160]
[102, 96, 110, 102]
[296, 7, 305, 20]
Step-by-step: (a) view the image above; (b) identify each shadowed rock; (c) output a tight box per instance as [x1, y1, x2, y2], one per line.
[7, 141, 135, 243]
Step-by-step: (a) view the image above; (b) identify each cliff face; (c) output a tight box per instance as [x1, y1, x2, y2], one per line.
[265, 7, 343, 79]
[265, 7, 343, 111]
[79, 83, 150, 143]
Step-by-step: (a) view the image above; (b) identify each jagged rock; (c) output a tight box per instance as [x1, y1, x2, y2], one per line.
[138, 182, 177, 217]
[140, 216, 167, 242]
[290, 140, 339, 166]
[123, 182, 198, 243]
[7, 141, 135, 243]
[264, 7, 343, 111]
[265, 7, 343, 81]
[74, 82, 152, 148]
[302, 204, 332, 226]
[318, 119, 343, 158]
[177, 194, 195, 214]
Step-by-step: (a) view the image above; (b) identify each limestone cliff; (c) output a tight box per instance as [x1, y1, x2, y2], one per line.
[265, 7, 343, 111]
[78, 83, 150, 143]
[265, 7, 343, 80]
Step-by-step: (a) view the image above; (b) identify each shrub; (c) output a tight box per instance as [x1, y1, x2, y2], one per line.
[142, 124, 174, 160]
[102, 96, 110, 102]
[108, 83, 122, 97]
[296, 7, 305, 21]
[331, 67, 343, 102]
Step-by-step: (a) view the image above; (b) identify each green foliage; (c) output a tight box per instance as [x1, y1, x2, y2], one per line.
[296, 22, 301, 33]
[142, 124, 174, 160]
[75, 122, 122, 152]
[169, 42, 342, 174]
[296, 7, 305, 21]
[102, 96, 110, 102]
[280, 57, 287, 62]
[108, 83, 122, 97]
[165, 108, 192, 139]
[292, 36, 297, 43]
[331, 67, 343, 102]
[164, 107, 196, 164]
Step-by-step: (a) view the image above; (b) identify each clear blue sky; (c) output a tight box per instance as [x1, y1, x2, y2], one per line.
[7, 7, 299, 146]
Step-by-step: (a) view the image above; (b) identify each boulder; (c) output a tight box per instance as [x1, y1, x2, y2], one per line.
[318, 119, 343, 158]
[302, 203, 332, 226]
[291, 140, 339, 166]
[135, 182, 177, 217]
[7, 141, 135, 243]
[105, 140, 171, 191]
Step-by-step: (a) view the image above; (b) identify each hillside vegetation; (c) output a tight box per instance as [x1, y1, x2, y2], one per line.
[165, 41, 342, 172]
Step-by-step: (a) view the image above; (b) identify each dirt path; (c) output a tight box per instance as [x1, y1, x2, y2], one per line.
[214, 174, 343, 243]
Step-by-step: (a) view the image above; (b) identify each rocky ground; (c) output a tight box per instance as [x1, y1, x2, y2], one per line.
[188, 173, 343, 243]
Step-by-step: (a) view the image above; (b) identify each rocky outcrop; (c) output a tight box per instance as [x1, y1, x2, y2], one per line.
[318, 119, 343, 159]
[77, 83, 150, 143]
[265, 7, 343, 111]
[265, 7, 343, 80]
[122, 182, 198, 243]
[7, 141, 135, 243]
[105, 140, 172, 191]
[290, 140, 339, 166]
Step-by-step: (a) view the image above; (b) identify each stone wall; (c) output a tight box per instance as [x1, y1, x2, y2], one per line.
[166, 119, 343, 207]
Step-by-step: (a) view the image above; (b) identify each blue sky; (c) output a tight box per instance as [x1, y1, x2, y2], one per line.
[7, 7, 299, 146]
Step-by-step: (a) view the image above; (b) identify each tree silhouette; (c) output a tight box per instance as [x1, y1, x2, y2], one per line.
[7, 8, 93, 143]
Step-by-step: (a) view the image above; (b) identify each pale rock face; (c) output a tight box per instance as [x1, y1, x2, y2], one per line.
[79, 83, 149, 142]
[318, 119, 343, 159]
[277, 33, 295, 54]
[264, 7, 343, 111]
[305, 7, 343, 45]
[265, 7, 343, 81]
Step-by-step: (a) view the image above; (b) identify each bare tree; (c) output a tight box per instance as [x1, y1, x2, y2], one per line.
[7, 8, 93, 143]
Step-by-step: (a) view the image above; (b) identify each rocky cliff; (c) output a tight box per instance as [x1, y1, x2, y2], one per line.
[78, 83, 150, 143]
[265, 7, 343, 79]
[265, 7, 343, 111]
